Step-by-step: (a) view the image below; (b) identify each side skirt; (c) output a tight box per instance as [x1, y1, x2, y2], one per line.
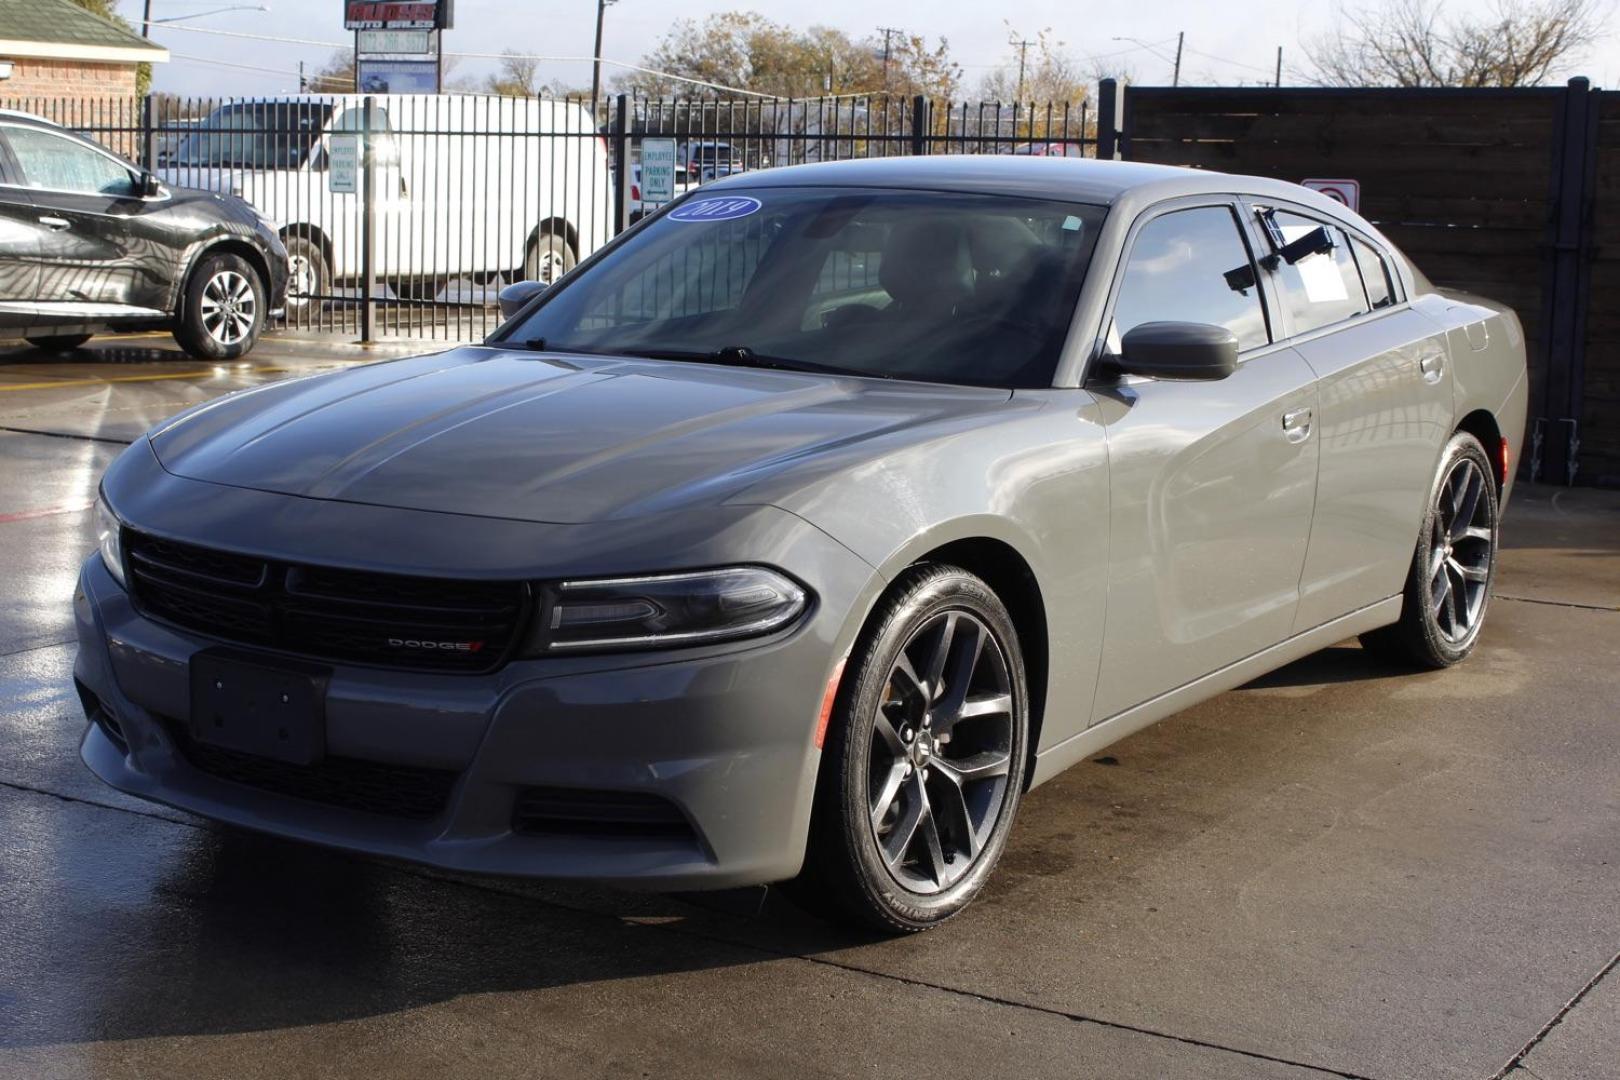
[1028, 596, 1403, 788]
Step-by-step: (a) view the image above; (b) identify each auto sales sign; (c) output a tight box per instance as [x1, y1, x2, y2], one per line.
[344, 1, 453, 30]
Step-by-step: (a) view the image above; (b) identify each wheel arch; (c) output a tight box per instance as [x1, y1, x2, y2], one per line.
[1456, 408, 1505, 492]
[530, 216, 579, 256]
[278, 223, 334, 275]
[899, 535, 1050, 791]
[178, 238, 275, 317]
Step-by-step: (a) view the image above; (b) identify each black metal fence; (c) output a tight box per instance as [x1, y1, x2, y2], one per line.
[1, 89, 1104, 343]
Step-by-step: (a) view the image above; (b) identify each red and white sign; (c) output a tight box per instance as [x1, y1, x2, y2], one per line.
[1301, 178, 1360, 212]
[344, 2, 448, 30]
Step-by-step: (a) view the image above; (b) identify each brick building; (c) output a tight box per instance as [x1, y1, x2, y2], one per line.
[0, 0, 167, 102]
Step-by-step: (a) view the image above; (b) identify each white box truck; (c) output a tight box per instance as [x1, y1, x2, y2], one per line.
[159, 94, 613, 313]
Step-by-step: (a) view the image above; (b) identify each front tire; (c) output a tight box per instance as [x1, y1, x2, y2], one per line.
[522, 231, 576, 285]
[25, 333, 93, 353]
[1360, 431, 1500, 668]
[173, 252, 265, 360]
[797, 565, 1028, 933]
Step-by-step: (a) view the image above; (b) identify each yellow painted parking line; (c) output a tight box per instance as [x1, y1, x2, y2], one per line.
[0, 365, 296, 392]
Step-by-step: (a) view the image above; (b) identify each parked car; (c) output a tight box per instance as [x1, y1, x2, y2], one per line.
[0, 109, 287, 358]
[1011, 141, 1086, 158]
[159, 95, 613, 314]
[679, 140, 743, 180]
[77, 157, 1526, 932]
[628, 160, 694, 222]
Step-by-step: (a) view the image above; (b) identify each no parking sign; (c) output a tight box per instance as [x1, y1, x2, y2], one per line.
[1302, 178, 1360, 212]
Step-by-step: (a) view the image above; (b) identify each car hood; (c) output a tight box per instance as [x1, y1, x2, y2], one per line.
[147, 346, 1013, 524]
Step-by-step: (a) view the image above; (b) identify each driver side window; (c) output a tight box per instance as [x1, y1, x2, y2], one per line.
[1113, 206, 1270, 351]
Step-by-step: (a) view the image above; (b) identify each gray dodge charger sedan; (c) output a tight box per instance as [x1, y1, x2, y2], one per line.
[75, 157, 1527, 931]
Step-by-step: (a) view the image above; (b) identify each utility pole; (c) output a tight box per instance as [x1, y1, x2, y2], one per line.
[1172, 30, 1184, 87]
[1012, 37, 1033, 102]
[1275, 45, 1283, 87]
[877, 26, 904, 92]
[141, 0, 152, 37]
[591, 0, 618, 122]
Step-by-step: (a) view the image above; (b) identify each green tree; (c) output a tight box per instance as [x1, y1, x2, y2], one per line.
[68, 0, 152, 94]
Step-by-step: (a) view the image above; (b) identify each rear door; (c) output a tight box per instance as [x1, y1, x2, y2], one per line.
[1091, 200, 1320, 723]
[2, 123, 172, 315]
[1251, 203, 1454, 632]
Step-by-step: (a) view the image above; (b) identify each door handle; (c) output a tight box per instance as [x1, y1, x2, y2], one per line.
[1282, 407, 1314, 443]
[38, 216, 70, 231]
[1419, 352, 1446, 383]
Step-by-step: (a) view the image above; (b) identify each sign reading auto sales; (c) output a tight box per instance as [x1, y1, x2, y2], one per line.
[344, 1, 453, 30]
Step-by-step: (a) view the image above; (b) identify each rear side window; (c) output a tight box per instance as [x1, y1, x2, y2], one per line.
[1113, 206, 1269, 351]
[1266, 211, 1369, 334]
[3, 126, 137, 196]
[1351, 236, 1396, 309]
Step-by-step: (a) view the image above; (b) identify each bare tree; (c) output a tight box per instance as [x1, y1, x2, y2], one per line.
[307, 50, 357, 93]
[1309, 0, 1605, 87]
[485, 51, 542, 96]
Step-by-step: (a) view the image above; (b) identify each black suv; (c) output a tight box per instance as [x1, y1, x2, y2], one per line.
[0, 110, 287, 358]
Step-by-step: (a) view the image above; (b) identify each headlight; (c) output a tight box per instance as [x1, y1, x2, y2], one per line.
[95, 495, 126, 588]
[528, 567, 807, 653]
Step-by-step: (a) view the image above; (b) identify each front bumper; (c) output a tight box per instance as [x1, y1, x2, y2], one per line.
[73, 523, 875, 890]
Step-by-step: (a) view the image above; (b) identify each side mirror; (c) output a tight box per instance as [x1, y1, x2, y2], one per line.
[139, 172, 164, 198]
[498, 279, 548, 320]
[1116, 322, 1239, 381]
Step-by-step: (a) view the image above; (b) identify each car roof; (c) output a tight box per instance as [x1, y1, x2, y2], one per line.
[701, 155, 1361, 220]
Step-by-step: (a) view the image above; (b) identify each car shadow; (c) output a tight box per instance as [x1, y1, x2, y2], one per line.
[1237, 642, 1419, 690]
[0, 819, 869, 1048]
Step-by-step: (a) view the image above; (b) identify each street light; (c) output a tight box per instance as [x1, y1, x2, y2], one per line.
[591, 0, 620, 120]
[1112, 33, 1183, 86]
[142, 4, 269, 37]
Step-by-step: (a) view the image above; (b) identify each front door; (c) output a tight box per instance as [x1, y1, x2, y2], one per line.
[0, 137, 43, 329]
[1091, 201, 1320, 723]
[1, 123, 170, 315]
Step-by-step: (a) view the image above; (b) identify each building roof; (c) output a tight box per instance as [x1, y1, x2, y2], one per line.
[0, 0, 169, 64]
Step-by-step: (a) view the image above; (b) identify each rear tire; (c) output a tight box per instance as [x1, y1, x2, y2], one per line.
[173, 252, 265, 360]
[1359, 431, 1500, 668]
[281, 236, 329, 320]
[522, 231, 576, 285]
[25, 334, 93, 353]
[795, 564, 1028, 933]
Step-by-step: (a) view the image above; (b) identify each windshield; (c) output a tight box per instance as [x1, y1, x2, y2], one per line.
[170, 102, 334, 169]
[500, 187, 1105, 388]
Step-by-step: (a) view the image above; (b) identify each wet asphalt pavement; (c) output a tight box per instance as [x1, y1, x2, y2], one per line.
[1, 333, 1616, 1079]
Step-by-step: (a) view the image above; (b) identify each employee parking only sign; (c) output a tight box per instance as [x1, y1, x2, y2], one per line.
[1301, 178, 1360, 212]
[641, 139, 678, 204]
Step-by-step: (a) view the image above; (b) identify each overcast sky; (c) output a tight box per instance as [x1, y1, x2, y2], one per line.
[123, 0, 1619, 96]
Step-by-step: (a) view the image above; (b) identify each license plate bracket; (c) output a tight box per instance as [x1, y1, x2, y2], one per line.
[189, 650, 329, 766]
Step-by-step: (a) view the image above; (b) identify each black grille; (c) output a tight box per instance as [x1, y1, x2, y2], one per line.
[124, 530, 529, 673]
[512, 786, 697, 841]
[168, 719, 457, 819]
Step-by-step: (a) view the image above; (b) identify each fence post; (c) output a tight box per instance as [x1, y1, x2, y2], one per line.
[360, 95, 377, 344]
[1538, 76, 1597, 485]
[1097, 78, 1121, 160]
[612, 94, 631, 236]
[140, 94, 156, 171]
[909, 95, 928, 156]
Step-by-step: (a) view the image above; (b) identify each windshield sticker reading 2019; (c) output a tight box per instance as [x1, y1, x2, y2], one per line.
[670, 197, 762, 222]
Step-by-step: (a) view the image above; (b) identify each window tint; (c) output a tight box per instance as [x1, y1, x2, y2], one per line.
[1351, 236, 1396, 309]
[1268, 211, 1369, 333]
[4, 127, 136, 196]
[1113, 206, 1268, 351]
[175, 102, 332, 170]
